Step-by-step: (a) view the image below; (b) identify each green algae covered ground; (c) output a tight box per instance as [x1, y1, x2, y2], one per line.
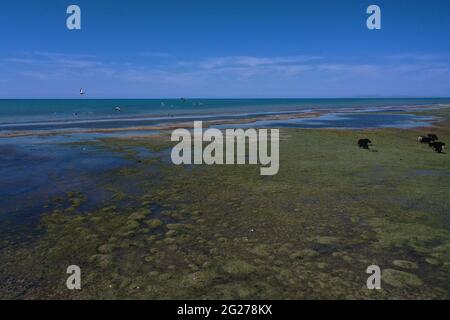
[1, 114, 450, 299]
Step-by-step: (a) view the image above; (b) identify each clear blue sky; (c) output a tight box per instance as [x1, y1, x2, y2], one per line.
[1, 0, 450, 98]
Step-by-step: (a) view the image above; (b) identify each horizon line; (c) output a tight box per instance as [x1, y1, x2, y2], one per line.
[1, 97, 450, 100]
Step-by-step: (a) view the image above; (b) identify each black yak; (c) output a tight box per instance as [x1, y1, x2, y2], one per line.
[430, 142, 446, 153]
[358, 138, 372, 149]
[419, 134, 439, 143]
[418, 136, 432, 143]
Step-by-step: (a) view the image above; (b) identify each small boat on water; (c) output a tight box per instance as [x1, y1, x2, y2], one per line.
[115, 106, 121, 112]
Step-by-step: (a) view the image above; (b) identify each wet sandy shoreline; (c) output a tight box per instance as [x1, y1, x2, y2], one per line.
[0, 111, 323, 138]
[1, 103, 449, 140]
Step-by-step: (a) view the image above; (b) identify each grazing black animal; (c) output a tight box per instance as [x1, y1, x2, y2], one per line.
[358, 138, 372, 149]
[427, 134, 439, 141]
[430, 142, 446, 153]
[418, 136, 432, 143]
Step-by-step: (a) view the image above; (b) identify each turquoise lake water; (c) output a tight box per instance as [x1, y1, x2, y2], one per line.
[1, 98, 449, 125]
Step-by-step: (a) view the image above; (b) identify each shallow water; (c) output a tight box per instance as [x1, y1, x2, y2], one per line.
[1, 98, 449, 124]
[215, 112, 436, 129]
[0, 98, 448, 132]
[0, 106, 439, 234]
[0, 137, 133, 238]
